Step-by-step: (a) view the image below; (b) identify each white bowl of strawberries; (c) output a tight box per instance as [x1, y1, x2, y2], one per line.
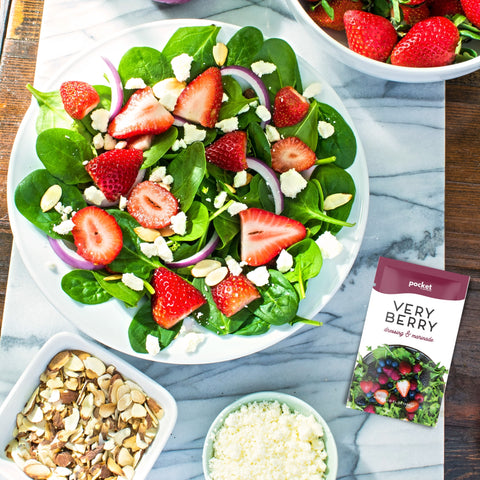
[288, 0, 480, 82]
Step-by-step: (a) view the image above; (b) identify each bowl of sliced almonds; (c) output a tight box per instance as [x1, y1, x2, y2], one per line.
[0, 332, 177, 480]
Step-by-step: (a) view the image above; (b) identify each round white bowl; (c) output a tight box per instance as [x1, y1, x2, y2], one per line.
[202, 391, 338, 480]
[287, 0, 480, 83]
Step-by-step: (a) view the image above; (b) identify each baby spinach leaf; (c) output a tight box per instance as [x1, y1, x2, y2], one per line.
[36, 128, 93, 184]
[14, 169, 86, 238]
[285, 239, 323, 299]
[169, 142, 206, 211]
[192, 278, 249, 334]
[169, 201, 209, 242]
[92, 271, 144, 308]
[226, 26, 264, 67]
[278, 102, 319, 151]
[234, 318, 271, 336]
[218, 76, 256, 120]
[213, 213, 240, 249]
[248, 270, 299, 325]
[311, 164, 356, 234]
[26, 84, 74, 134]
[118, 47, 173, 86]
[162, 25, 220, 79]
[247, 122, 271, 165]
[142, 127, 178, 169]
[128, 303, 181, 353]
[316, 101, 357, 169]
[61, 270, 112, 305]
[255, 38, 302, 101]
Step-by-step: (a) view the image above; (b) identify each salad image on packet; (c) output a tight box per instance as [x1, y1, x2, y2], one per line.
[347, 257, 469, 426]
[13, 24, 359, 355]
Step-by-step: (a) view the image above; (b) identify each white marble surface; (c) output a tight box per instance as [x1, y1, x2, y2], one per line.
[0, 0, 445, 478]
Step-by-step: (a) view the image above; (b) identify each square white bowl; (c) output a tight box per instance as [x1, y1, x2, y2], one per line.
[0, 331, 177, 480]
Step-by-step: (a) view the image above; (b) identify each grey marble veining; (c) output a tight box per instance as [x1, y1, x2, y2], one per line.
[0, 0, 445, 478]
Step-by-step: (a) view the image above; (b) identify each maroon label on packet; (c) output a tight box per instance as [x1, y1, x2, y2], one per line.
[347, 257, 469, 427]
[374, 257, 470, 300]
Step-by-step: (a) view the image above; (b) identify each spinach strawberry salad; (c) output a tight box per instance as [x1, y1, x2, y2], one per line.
[348, 345, 448, 426]
[14, 25, 358, 355]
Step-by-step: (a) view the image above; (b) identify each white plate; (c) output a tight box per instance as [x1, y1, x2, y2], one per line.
[7, 19, 369, 364]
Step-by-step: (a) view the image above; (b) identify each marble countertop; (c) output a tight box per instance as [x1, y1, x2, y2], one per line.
[0, 0, 445, 478]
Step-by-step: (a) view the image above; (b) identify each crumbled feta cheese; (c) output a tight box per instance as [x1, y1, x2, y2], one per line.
[152, 77, 186, 111]
[124, 77, 147, 90]
[237, 104, 250, 114]
[233, 170, 248, 188]
[170, 211, 187, 236]
[318, 120, 335, 139]
[215, 117, 239, 133]
[171, 138, 187, 151]
[255, 104, 271, 122]
[246, 266, 270, 287]
[265, 124, 281, 143]
[145, 334, 160, 356]
[83, 186, 106, 206]
[115, 140, 127, 149]
[90, 109, 110, 133]
[103, 134, 117, 150]
[227, 202, 248, 216]
[175, 319, 206, 353]
[209, 400, 328, 480]
[154, 236, 174, 262]
[52, 219, 75, 235]
[225, 255, 243, 276]
[140, 242, 158, 259]
[250, 60, 277, 77]
[317, 231, 343, 259]
[222, 93, 229, 103]
[118, 195, 128, 211]
[92, 132, 104, 150]
[280, 169, 308, 199]
[183, 123, 206, 145]
[303, 82, 322, 99]
[171, 53, 194, 82]
[121, 273, 144, 291]
[55, 203, 74, 221]
[149, 166, 172, 184]
[213, 191, 228, 209]
[276, 249, 294, 273]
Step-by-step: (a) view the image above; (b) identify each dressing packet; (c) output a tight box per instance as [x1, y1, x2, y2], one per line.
[347, 257, 469, 427]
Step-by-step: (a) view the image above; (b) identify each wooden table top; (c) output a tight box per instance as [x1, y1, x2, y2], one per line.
[1, 0, 479, 477]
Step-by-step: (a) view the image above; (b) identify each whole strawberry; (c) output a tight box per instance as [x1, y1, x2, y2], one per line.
[398, 3, 431, 26]
[344, 10, 399, 62]
[60, 81, 100, 120]
[390, 16, 460, 67]
[308, 0, 363, 31]
[430, 0, 464, 16]
[461, 0, 480, 28]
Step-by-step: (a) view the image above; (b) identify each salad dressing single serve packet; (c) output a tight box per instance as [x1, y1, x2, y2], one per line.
[347, 256, 469, 427]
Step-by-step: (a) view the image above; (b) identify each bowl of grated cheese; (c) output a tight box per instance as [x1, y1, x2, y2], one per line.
[202, 391, 338, 480]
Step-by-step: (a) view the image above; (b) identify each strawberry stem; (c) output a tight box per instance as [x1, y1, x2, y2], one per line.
[143, 280, 155, 295]
[209, 199, 235, 221]
[291, 316, 323, 327]
[315, 156, 336, 165]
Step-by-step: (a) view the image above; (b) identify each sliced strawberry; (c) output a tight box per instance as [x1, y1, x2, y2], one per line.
[396, 379, 411, 398]
[374, 389, 389, 405]
[211, 273, 260, 317]
[360, 380, 373, 394]
[60, 81, 100, 120]
[173, 67, 223, 128]
[271, 137, 316, 173]
[239, 208, 306, 266]
[398, 360, 412, 375]
[405, 400, 420, 413]
[205, 131, 247, 172]
[108, 86, 174, 139]
[273, 86, 310, 128]
[151, 267, 206, 329]
[126, 134, 154, 151]
[85, 149, 144, 202]
[72, 206, 123, 265]
[127, 181, 178, 229]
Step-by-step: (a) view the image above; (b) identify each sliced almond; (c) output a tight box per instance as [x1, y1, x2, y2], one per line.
[23, 459, 52, 479]
[205, 266, 229, 286]
[64, 353, 84, 372]
[134, 226, 161, 242]
[84, 356, 106, 377]
[48, 350, 71, 371]
[131, 403, 147, 419]
[107, 456, 124, 476]
[191, 259, 222, 278]
[213, 42, 228, 66]
[99, 402, 116, 419]
[40, 184, 62, 212]
[159, 225, 175, 237]
[117, 447, 134, 467]
[117, 393, 133, 412]
[130, 389, 146, 404]
[323, 192, 353, 211]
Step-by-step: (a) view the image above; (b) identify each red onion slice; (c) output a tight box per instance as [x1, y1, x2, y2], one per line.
[48, 237, 104, 270]
[165, 232, 219, 268]
[173, 115, 188, 127]
[246, 157, 284, 214]
[220, 65, 271, 128]
[101, 56, 124, 119]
